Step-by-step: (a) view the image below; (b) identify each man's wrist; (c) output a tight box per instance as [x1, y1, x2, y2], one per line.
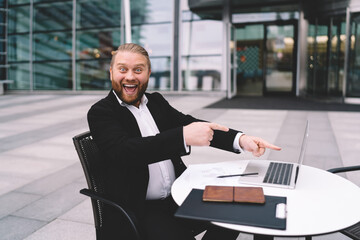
[233, 132, 245, 153]
[183, 130, 190, 153]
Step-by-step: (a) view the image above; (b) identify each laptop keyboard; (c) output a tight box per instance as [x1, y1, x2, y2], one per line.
[263, 162, 294, 185]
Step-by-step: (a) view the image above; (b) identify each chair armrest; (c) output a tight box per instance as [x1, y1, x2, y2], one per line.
[327, 165, 360, 174]
[80, 188, 142, 240]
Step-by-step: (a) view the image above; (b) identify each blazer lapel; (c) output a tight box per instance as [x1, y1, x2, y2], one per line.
[106, 90, 142, 137]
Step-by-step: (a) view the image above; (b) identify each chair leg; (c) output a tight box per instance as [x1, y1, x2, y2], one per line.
[305, 236, 312, 240]
[253, 234, 273, 240]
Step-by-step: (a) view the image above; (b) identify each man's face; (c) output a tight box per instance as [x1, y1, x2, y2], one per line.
[110, 51, 151, 107]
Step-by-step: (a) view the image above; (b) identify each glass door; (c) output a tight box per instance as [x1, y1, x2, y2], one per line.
[264, 24, 296, 94]
[328, 17, 346, 96]
[348, 13, 360, 97]
[234, 24, 264, 96]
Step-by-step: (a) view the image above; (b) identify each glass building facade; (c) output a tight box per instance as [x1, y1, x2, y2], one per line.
[2, 0, 360, 100]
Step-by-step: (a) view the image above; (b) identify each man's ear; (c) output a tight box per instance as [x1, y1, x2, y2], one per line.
[109, 67, 113, 81]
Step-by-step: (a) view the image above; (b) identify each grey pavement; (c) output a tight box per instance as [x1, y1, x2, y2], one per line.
[0, 92, 359, 240]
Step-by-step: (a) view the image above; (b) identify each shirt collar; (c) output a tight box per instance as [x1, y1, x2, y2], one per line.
[112, 90, 148, 108]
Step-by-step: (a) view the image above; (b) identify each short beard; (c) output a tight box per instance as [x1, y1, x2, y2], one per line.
[113, 80, 148, 106]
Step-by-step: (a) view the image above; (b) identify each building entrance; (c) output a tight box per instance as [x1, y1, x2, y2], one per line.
[234, 22, 297, 96]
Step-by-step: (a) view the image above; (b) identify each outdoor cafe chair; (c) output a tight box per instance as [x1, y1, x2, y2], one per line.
[73, 131, 142, 240]
[327, 165, 360, 240]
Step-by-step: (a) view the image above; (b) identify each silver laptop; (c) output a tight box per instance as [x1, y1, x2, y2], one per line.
[239, 121, 309, 189]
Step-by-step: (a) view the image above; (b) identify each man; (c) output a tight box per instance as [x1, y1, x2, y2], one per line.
[88, 43, 281, 240]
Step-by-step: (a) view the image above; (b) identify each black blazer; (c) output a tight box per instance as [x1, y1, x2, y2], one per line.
[87, 91, 240, 219]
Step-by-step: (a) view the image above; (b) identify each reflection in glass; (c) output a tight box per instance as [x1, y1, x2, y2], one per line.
[34, 0, 71, 3]
[148, 57, 171, 90]
[235, 24, 264, 96]
[33, 32, 72, 60]
[132, 24, 172, 57]
[33, 2, 72, 32]
[307, 24, 316, 94]
[182, 20, 222, 55]
[77, 29, 119, 60]
[77, 0, 121, 29]
[9, 0, 29, 5]
[131, 0, 173, 24]
[265, 24, 294, 92]
[328, 17, 345, 96]
[181, 56, 221, 91]
[33, 61, 72, 90]
[8, 34, 30, 62]
[8, 63, 30, 90]
[314, 24, 329, 95]
[348, 13, 360, 97]
[77, 60, 111, 90]
[8, 6, 30, 34]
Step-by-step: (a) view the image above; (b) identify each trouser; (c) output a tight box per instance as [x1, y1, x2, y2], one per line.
[144, 196, 239, 240]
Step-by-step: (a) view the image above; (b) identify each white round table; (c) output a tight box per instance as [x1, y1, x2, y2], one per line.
[171, 160, 360, 238]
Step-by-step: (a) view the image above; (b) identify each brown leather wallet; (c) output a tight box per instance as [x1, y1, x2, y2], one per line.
[202, 185, 265, 204]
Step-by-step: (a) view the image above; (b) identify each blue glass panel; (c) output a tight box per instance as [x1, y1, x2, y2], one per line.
[77, 29, 120, 60]
[33, 2, 72, 31]
[33, 61, 72, 90]
[8, 63, 30, 90]
[8, 34, 30, 62]
[77, 0, 121, 29]
[33, 31, 72, 60]
[9, 0, 29, 5]
[76, 59, 111, 90]
[8, 6, 30, 34]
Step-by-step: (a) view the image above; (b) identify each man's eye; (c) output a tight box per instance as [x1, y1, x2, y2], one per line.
[135, 69, 142, 73]
[120, 68, 126, 72]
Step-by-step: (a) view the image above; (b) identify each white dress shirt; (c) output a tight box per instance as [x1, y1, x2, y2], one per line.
[113, 91, 243, 200]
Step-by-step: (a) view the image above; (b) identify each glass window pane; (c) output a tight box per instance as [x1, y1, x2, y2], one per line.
[131, 0, 173, 24]
[8, 63, 30, 90]
[132, 24, 172, 56]
[182, 20, 222, 55]
[33, 61, 72, 90]
[33, 32, 72, 61]
[8, 6, 30, 34]
[77, 60, 111, 90]
[8, 34, 30, 62]
[9, 0, 29, 5]
[265, 25, 294, 92]
[182, 56, 221, 91]
[77, 29, 120, 60]
[348, 13, 360, 97]
[33, 2, 72, 32]
[76, 59, 111, 90]
[77, 0, 121, 29]
[34, 0, 71, 2]
[307, 24, 316, 94]
[148, 57, 171, 90]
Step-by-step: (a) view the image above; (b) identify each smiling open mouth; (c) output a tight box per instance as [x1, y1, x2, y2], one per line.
[123, 84, 138, 94]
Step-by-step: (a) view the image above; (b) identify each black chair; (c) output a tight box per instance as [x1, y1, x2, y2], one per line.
[327, 165, 360, 240]
[73, 131, 142, 240]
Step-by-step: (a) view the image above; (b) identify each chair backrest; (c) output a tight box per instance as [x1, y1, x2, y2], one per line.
[73, 131, 106, 230]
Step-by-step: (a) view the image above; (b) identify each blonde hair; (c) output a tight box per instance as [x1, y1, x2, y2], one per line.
[110, 43, 151, 71]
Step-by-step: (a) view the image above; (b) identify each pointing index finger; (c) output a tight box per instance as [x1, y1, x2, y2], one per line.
[259, 141, 282, 151]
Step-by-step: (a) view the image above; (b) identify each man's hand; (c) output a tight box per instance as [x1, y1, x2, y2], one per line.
[183, 122, 229, 146]
[239, 135, 281, 157]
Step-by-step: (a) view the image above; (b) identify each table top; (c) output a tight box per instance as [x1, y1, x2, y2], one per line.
[171, 160, 360, 237]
